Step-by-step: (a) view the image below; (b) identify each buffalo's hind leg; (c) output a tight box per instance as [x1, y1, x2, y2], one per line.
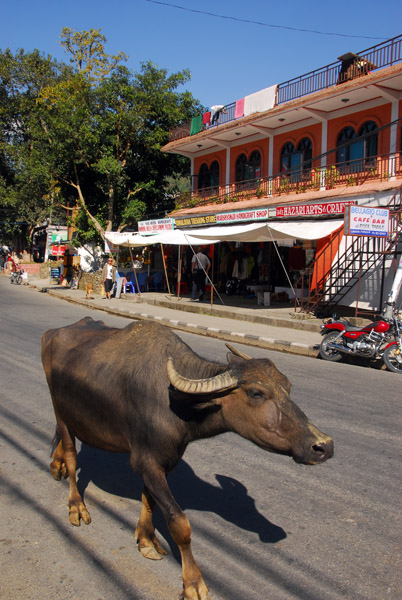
[135, 487, 168, 560]
[52, 424, 91, 527]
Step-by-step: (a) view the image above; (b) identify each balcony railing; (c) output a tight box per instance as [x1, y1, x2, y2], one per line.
[169, 34, 402, 142]
[173, 153, 402, 211]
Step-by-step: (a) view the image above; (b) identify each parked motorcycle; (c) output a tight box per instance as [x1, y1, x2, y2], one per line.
[319, 305, 402, 373]
[9, 268, 24, 285]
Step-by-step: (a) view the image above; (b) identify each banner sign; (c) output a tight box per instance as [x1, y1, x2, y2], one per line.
[344, 206, 390, 237]
[272, 201, 354, 218]
[216, 208, 269, 223]
[175, 208, 269, 228]
[51, 245, 67, 257]
[175, 214, 217, 228]
[138, 218, 174, 234]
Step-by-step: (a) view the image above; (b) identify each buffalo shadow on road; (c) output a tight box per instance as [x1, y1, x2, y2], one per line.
[76, 443, 286, 561]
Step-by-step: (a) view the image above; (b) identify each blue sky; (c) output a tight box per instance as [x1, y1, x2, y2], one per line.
[2, 0, 400, 107]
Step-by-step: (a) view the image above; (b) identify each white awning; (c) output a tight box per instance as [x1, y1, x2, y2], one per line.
[105, 230, 219, 247]
[105, 219, 344, 247]
[182, 220, 344, 242]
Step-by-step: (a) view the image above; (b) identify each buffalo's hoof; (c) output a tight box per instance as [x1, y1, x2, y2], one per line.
[50, 461, 67, 480]
[138, 545, 165, 560]
[68, 503, 91, 526]
[181, 581, 211, 600]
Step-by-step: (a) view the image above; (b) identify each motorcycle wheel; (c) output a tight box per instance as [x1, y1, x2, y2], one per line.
[319, 332, 343, 362]
[383, 345, 402, 374]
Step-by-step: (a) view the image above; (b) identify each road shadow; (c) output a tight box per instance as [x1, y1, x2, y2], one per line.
[76, 444, 286, 558]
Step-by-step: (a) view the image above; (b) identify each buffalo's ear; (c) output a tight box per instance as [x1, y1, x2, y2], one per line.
[227, 352, 245, 365]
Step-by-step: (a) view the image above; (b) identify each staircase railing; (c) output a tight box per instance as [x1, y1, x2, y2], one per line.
[295, 185, 402, 314]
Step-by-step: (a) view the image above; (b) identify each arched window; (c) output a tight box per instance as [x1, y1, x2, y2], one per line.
[281, 139, 312, 178]
[198, 161, 220, 191]
[280, 142, 296, 173]
[297, 138, 313, 172]
[336, 122, 378, 172]
[336, 126, 359, 166]
[210, 160, 220, 188]
[359, 121, 378, 162]
[235, 151, 261, 182]
[235, 153, 248, 182]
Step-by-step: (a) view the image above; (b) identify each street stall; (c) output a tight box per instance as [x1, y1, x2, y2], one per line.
[105, 218, 344, 306]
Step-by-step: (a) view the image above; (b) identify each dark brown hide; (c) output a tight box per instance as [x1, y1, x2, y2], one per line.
[42, 317, 333, 600]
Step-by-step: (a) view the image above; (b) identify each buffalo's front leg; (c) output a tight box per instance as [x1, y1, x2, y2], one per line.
[135, 486, 168, 560]
[136, 460, 211, 600]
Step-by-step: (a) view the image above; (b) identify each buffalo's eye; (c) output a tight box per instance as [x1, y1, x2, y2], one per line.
[247, 388, 270, 404]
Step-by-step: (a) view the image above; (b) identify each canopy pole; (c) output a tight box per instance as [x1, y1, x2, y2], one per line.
[266, 225, 300, 307]
[160, 243, 172, 296]
[184, 235, 225, 305]
[210, 248, 214, 308]
[177, 245, 184, 300]
[129, 247, 141, 295]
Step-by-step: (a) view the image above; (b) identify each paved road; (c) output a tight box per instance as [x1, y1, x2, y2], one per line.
[0, 279, 400, 600]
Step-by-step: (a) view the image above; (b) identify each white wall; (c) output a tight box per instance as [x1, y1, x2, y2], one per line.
[78, 244, 103, 272]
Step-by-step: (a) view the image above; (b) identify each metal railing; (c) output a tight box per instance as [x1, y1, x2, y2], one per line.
[174, 152, 402, 211]
[168, 35, 402, 142]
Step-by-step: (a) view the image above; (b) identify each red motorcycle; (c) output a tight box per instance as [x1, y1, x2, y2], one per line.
[319, 305, 402, 373]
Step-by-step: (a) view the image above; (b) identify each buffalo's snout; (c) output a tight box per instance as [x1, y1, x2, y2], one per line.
[293, 433, 334, 465]
[311, 438, 334, 463]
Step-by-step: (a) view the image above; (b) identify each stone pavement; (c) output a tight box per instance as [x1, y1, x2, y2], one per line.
[22, 273, 328, 358]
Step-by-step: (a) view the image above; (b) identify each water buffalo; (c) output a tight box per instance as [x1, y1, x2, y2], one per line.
[41, 317, 333, 600]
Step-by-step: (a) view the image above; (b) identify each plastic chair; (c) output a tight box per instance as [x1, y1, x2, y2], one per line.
[118, 273, 136, 294]
[124, 280, 136, 294]
[136, 271, 148, 293]
[149, 271, 164, 291]
[177, 281, 189, 295]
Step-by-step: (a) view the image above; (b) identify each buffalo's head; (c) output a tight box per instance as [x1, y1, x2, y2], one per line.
[167, 345, 333, 465]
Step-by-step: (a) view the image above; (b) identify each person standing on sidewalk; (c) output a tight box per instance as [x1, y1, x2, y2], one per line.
[101, 256, 116, 299]
[191, 247, 210, 302]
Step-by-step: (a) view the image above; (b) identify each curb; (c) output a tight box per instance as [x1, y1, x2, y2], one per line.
[30, 282, 319, 358]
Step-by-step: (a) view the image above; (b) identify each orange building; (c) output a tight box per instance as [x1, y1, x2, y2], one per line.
[162, 35, 402, 315]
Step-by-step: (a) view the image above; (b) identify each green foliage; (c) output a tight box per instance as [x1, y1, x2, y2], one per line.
[0, 28, 203, 248]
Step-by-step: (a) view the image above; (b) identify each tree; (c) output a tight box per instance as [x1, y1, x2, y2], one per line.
[0, 29, 203, 250]
[38, 29, 203, 243]
[0, 48, 68, 249]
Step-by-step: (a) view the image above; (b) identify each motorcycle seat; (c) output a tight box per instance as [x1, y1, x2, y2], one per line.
[342, 319, 377, 332]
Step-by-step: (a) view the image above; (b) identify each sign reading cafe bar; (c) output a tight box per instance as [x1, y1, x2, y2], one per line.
[344, 206, 390, 237]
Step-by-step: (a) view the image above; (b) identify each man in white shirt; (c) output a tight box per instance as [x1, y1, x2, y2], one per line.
[191, 247, 210, 302]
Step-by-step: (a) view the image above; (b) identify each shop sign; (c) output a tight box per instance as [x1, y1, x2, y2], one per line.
[175, 214, 217, 228]
[138, 218, 174, 234]
[216, 208, 268, 223]
[272, 201, 354, 218]
[344, 206, 390, 237]
[51, 245, 67, 257]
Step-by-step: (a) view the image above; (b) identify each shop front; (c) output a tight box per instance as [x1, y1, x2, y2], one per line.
[106, 203, 347, 308]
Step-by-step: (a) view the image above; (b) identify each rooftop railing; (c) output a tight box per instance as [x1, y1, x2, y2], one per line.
[168, 34, 402, 142]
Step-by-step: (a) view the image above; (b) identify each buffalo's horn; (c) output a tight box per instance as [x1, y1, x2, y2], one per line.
[225, 343, 251, 360]
[167, 357, 239, 395]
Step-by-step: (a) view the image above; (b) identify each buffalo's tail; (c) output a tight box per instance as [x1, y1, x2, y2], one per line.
[50, 428, 61, 456]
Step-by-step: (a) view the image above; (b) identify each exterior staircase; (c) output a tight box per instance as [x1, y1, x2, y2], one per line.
[296, 185, 402, 315]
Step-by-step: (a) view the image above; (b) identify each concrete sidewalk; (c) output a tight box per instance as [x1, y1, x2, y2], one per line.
[21, 273, 328, 357]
